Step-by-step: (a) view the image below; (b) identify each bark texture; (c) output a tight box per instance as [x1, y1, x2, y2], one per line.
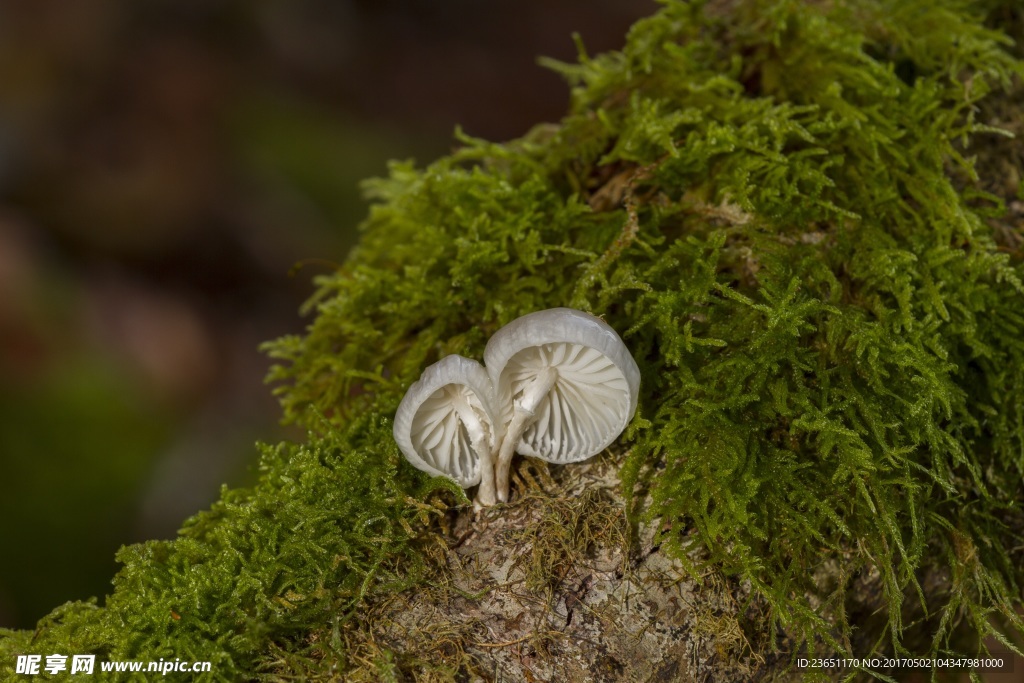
[342, 456, 774, 682]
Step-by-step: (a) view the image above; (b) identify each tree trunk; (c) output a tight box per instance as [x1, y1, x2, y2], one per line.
[343, 456, 774, 682]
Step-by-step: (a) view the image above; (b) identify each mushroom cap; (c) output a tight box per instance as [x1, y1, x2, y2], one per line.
[393, 354, 502, 487]
[484, 307, 640, 464]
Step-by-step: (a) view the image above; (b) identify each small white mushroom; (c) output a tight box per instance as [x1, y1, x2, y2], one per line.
[393, 354, 502, 506]
[484, 308, 640, 502]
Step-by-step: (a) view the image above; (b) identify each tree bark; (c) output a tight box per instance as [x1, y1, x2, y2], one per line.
[346, 456, 774, 682]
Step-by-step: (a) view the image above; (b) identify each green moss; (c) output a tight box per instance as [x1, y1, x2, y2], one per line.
[4, 0, 1024, 679]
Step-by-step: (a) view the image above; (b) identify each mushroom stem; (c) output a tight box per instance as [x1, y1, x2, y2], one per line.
[495, 367, 558, 502]
[449, 392, 496, 507]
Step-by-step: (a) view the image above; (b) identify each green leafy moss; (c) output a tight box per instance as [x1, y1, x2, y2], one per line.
[4, 0, 1024, 679]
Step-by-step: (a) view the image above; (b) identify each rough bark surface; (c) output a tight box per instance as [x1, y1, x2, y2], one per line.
[343, 456, 775, 682]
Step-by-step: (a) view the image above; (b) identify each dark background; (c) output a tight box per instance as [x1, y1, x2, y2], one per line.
[0, 0, 655, 629]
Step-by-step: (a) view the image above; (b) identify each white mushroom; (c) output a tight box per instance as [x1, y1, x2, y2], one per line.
[393, 354, 502, 506]
[484, 308, 640, 502]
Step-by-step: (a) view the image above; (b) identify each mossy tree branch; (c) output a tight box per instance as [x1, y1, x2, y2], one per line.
[2, 0, 1023, 679]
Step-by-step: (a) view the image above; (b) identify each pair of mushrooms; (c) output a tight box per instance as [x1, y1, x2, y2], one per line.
[393, 308, 640, 507]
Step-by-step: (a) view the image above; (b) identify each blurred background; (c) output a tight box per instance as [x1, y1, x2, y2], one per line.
[0, 0, 654, 629]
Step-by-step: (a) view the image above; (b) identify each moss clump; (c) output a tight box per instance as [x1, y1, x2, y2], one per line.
[3, 0, 1024, 679]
